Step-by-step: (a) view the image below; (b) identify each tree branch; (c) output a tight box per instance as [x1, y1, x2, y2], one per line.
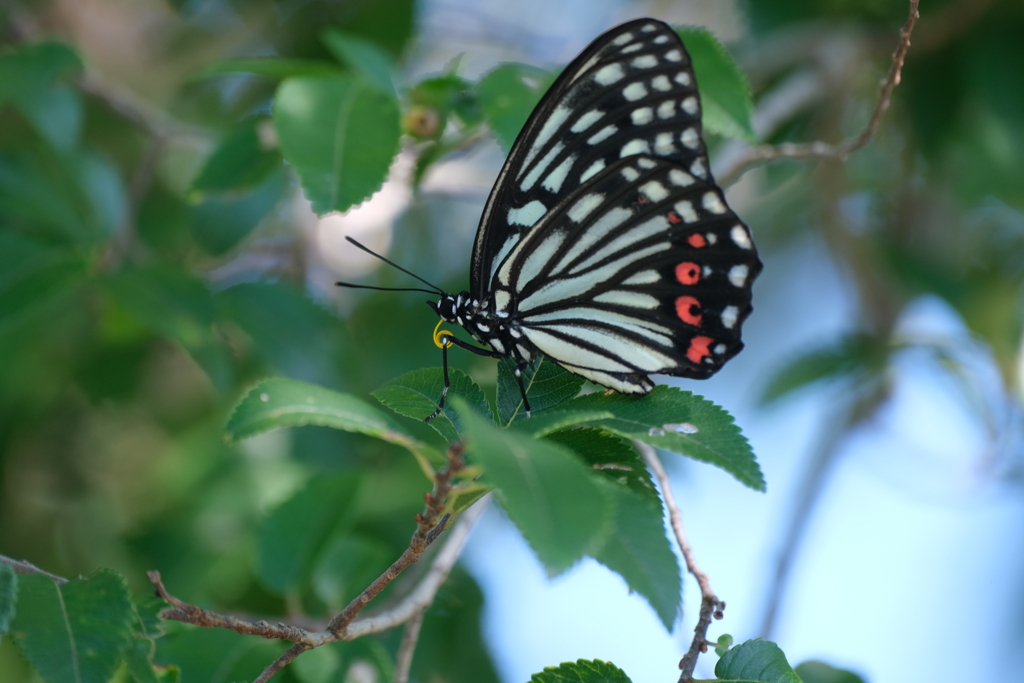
[148, 444, 488, 682]
[0, 554, 69, 584]
[393, 608, 426, 683]
[716, 0, 920, 186]
[637, 444, 722, 683]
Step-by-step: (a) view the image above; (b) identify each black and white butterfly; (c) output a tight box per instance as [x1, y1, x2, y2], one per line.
[342, 18, 761, 421]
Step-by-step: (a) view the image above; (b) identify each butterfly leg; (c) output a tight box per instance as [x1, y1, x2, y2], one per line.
[425, 338, 451, 423]
[513, 363, 532, 418]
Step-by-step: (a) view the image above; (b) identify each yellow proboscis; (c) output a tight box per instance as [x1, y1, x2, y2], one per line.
[432, 319, 454, 349]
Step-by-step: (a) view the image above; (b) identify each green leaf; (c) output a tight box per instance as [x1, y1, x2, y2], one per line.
[507, 408, 615, 438]
[190, 165, 287, 255]
[195, 57, 341, 80]
[155, 628, 287, 683]
[10, 569, 134, 683]
[0, 42, 83, 108]
[477, 64, 552, 154]
[16, 84, 83, 151]
[311, 535, 392, 608]
[530, 659, 633, 683]
[496, 355, 586, 426]
[793, 661, 865, 683]
[760, 333, 885, 405]
[273, 74, 400, 214]
[103, 266, 216, 349]
[258, 472, 362, 594]
[0, 235, 86, 334]
[715, 638, 803, 683]
[0, 563, 16, 635]
[548, 429, 680, 629]
[225, 378, 431, 457]
[410, 73, 482, 128]
[678, 27, 756, 143]
[132, 594, 167, 640]
[321, 29, 397, 95]
[566, 386, 765, 491]
[191, 123, 281, 194]
[456, 399, 613, 574]
[293, 643, 342, 683]
[124, 638, 160, 683]
[373, 368, 492, 444]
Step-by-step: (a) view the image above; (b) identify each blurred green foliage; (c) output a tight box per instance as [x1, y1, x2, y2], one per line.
[1, 0, 1022, 681]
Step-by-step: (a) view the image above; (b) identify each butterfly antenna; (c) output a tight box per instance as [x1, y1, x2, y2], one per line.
[340, 236, 443, 294]
[334, 282, 440, 295]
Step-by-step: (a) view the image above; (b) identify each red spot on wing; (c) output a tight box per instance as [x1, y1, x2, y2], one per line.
[668, 211, 682, 224]
[675, 296, 703, 326]
[638, 195, 649, 204]
[675, 262, 700, 285]
[686, 336, 714, 364]
[687, 233, 707, 248]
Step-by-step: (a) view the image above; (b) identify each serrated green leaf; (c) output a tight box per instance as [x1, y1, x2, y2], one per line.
[273, 74, 400, 214]
[195, 57, 341, 80]
[225, 378, 438, 463]
[10, 569, 134, 683]
[373, 367, 492, 444]
[191, 124, 281, 194]
[548, 429, 679, 629]
[793, 661, 864, 683]
[321, 29, 397, 95]
[760, 333, 885, 405]
[258, 472, 362, 594]
[124, 638, 160, 683]
[477, 64, 553, 154]
[565, 387, 764, 491]
[530, 658, 633, 683]
[456, 399, 613, 574]
[496, 355, 586, 426]
[132, 594, 166, 640]
[0, 563, 16, 635]
[715, 638, 803, 683]
[508, 408, 615, 438]
[678, 27, 756, 142]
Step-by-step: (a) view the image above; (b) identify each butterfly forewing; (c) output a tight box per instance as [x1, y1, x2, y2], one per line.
[471, 18, 712, 298]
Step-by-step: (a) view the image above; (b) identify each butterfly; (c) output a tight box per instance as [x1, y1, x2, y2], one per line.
[341, 18, 761, 422]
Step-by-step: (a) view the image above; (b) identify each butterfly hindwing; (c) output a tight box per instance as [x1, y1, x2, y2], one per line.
[488, 154, 759, 390]
[470, 18, 712, 299]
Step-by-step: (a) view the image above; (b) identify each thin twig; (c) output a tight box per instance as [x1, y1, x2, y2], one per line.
[716, 0, 920, 186]
[0, 554, 69, 584]
[637, 444, 722, 683]
[394, 608, 426, 683]
[149, 445, 488, 683]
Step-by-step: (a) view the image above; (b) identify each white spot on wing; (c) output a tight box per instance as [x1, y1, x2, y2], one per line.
[631, 107, 653, 125]
[495, 289, 512, 312]
[731, 225, 752, 249]
[588, 125, 617, 145]
[623, 269, 660, 285]
[571, 109, 604, 133]
[593, 290, 660, 309]
[620, 139, 650, 157]
[613, 32, 633, 46]
[568, 193, 604, 222]
[631, 55, 658, 69]
[707, 233, 718, 244]
[623, 82, 648, 101]
[675, 71, 692, 86]
[621, 166, 640, 181]
[490, 338, 505, 354]
[728, 264, 749, 287]
[580, 159, 606, 183]
[641, 23, 657, 33]
[489, 234, 519, 280]
[681, 127, 700, 149]
[682, 96, 698, 115]
[639, 180, 668, 202]
[714, 343, 727, 354]
[516, 233, 564, 287]
[621, 43, 643, 54]
[542, 155, 576, 193]
[669, 169, 694, 186]
[675, 200, 698, 223]
[653, 35, 670, 44]
[550, 207, 635, 275]
[657, 100, 676, 119]
[721, 306, 739, 329]
[702, 191, 726, 214]
[654, 132, 675, 155]
[595, 63, 625, 85]
[665, 49, 682, 62]
[652, 75, 671, 91]
[507, 200, 548, 226]
[690, 157, 707, 178]
[637, 157, 655, 169]
[521, 142, 565, 191]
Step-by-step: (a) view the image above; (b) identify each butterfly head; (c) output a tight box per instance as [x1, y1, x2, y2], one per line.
[427, 291, 473, 324]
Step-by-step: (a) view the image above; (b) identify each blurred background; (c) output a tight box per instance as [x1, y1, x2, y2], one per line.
[2, 0, 1023, 682]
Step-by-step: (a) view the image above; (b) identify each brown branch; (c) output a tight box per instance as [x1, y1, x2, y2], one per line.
[149, 444, 487, 682]
[636, 444, 722, 683]
[716, 0, 920, 186]
[394, 608, 426, 683]
[0, 554, 69, 585]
